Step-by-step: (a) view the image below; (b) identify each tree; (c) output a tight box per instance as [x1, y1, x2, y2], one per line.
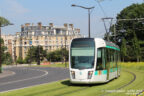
[25, 46, 47, 65]
[16, 57, 25, 64]
[25, 46, 36, 64]
[132, 32, 141, 62]
[46, 48, 69, 62]
[121, 38, 127, 62]
[0, 16, 11, 73]
[0, 38, 13, 65]
[0, 38, 6, 64]
[107, 3, 144, 61]
[0, 16, 10, 26]
[3, 52, 13, 65]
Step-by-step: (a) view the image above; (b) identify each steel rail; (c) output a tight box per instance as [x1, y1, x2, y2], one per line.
[101, 70, 136, 96]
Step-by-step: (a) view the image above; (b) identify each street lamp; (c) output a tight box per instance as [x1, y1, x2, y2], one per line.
[71, 4, 95, 38]
[0, 23, 13, 73]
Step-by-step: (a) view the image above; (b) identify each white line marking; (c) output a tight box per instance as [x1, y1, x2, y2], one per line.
[0, 68, 48, 86]
[0, 78, 69, 93]
[0, 71, 15, 78]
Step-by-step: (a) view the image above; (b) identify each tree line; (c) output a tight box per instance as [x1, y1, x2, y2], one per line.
[0, 16, 13, 70]
[0, 38, 13, 65]
[16, 46, 69, 65]
[107, 3, 144, 62]
[1, 3, 144, 65]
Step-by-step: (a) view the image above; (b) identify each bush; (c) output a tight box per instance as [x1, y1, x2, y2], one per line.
[2, 52, 13, 65]
[46, 48, 68, 62]
[16, 57, 25, 64]
[121, 62, 144, 71]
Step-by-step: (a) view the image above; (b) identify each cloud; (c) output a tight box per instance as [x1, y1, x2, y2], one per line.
[1, 0, 29, 16]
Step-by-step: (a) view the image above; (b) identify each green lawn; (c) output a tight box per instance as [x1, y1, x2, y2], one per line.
[0, 62, 144, 96]
[121, 62, 144, 71]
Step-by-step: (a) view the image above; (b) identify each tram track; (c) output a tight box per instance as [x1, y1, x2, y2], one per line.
[0, 69, 139, 96]
[55, 87, 90, 96]
[101, 69, 136, 96]
[136, 90, 144, 96]
[45, 69, 142, 96]
[55, 69, 137, 96]
[135, 70, 144, 96]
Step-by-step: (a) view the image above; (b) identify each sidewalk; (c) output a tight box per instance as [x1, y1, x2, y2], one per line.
[0, 70, 15, 78]
[0, 64, 37, 79]
[3, 64, 37, 69]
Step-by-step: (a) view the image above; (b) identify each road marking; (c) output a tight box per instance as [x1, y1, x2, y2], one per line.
[0, 78, 69, 93]
[0, 68, 48, 86]
[0, 71, 15, 78]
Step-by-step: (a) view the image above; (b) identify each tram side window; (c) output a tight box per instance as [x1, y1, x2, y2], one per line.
[111, 49, 114, 68]
[106, 48, 110, 68]
[96, 48, 106, 70]
[118, 52, 121, 67]
[114, 50, 119, 68]
[113, 50, 116, 68]
[106, 48, 113, 68]
[102, 48, 106, 69]
[110, 49, 115, 68]
[106, 48, 118, 69]
[115, 51, 118, 68]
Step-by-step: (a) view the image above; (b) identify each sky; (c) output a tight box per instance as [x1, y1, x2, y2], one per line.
[0, 0, 143, 38]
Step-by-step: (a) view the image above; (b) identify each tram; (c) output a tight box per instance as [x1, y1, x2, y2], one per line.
[69, 38, 120, 84]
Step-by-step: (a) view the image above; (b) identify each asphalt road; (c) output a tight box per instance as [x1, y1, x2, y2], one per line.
[0, 67, 69, 92]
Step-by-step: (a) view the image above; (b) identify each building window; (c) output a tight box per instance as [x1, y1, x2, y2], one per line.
[49, 46, 51, 50]
[62, 30, 66, 35]
[24, 42, 27, 45]
[56, 29, 61, 35]
[45, 41, 47, 44]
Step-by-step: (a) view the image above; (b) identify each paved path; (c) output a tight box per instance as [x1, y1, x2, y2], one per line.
[0, 70, 15, 78]
[0, 67, 69, 93]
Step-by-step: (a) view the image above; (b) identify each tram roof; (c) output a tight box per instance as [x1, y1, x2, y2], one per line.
[72, 38, 120, 50]
[94, 38, 120, 50]
[105, 41, 119, 49]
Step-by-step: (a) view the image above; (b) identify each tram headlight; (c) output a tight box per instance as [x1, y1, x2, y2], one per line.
[88, 71, 93, 79]
[71, 71, 75, 79]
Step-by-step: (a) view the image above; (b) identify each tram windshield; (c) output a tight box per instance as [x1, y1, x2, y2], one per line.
[71, 38, 95, 69]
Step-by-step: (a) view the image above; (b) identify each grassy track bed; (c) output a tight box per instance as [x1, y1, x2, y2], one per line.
[109, 69, 144, 96]
[0, 69, 138, 96]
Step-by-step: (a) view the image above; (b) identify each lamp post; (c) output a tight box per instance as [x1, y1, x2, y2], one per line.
[71, 4, 95, 38]
[0, 23, 13, 73]
[0, 26, 2, 73]
[29, 38, 32, 66]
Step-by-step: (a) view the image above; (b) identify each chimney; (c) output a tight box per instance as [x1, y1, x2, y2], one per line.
[64, 23, 68, 28]
[77, 29, 80, 33]
[38, 22, 42, 29]
[21, 25, 24, 32]
[25, 23, 30, 26]
[49, 23, 54, 27]
[69, 24, 73, 28]
[31, 23, 34, 30]
[21, 25, 24, 28]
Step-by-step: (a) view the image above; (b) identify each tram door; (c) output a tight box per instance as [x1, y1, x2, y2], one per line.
[96, 48, 106, 76]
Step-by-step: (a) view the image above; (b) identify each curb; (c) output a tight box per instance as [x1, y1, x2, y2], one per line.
[0, 71, 15, 78]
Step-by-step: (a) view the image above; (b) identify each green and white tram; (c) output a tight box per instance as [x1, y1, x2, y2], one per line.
[69, 38, 120, 84]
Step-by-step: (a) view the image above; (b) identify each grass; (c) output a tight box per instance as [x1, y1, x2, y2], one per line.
[0, 62, 144, 96]
[121, 62, 144, 71]
[0, 70, 135, 96]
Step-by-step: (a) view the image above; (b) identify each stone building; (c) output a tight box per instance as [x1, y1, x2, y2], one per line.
[1, 34, 15, 60]
[14, 22, 82, 59]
